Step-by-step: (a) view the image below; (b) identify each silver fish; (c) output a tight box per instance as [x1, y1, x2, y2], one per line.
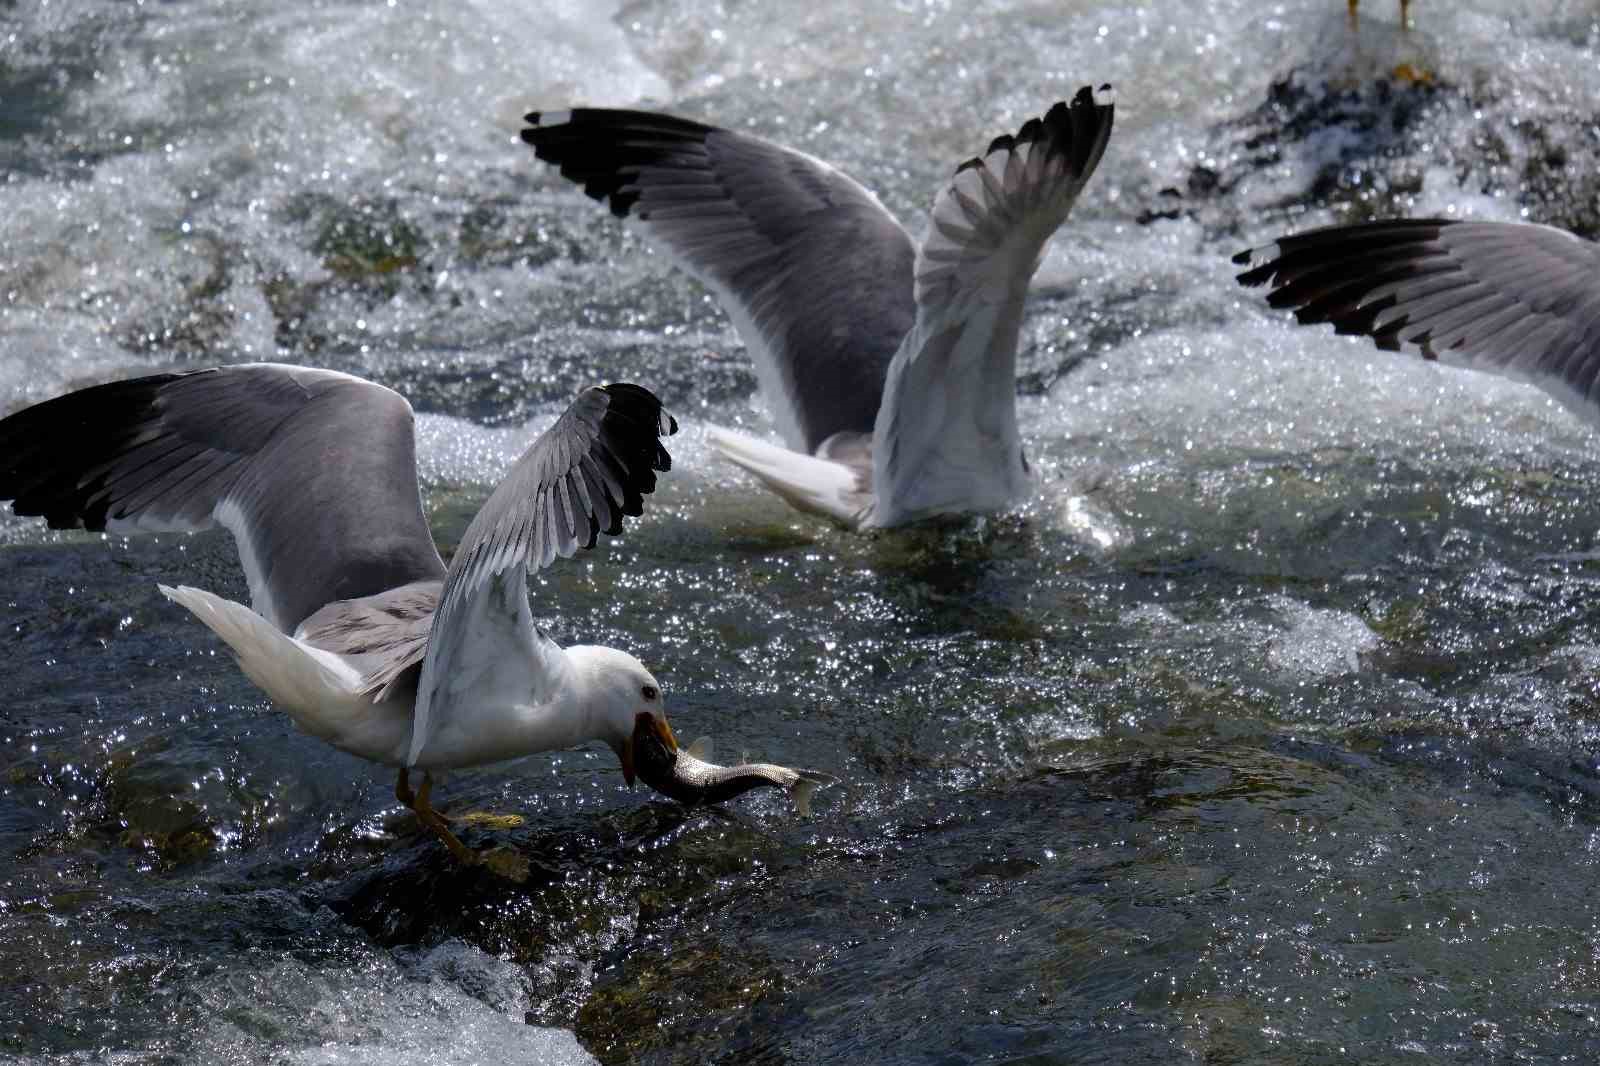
[632, 713, 835, 814]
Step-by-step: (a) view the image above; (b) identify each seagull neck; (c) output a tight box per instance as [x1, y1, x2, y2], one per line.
[560, 643, 630, 751]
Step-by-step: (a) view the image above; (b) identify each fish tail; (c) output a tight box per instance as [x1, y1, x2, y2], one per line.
[791, 769, 838, 817]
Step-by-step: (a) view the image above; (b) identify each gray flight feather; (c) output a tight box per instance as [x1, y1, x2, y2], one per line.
[0, 363, 445, 633]
[1236, 219, 1600, 425]
[522, 108, 916, 454]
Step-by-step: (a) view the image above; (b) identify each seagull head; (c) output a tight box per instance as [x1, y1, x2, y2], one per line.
[569, 644, 677, 785]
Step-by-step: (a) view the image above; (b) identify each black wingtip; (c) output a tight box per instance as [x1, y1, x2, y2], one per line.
[518, 108, 724, 219]
[974, 83, 1114, 177]
[0, 369, 197, 531]
[597, 381, 675, 431]
[597, 381, 677, 476]
[983, 132, 1019, 156]
[1231, 248, 1255, 265]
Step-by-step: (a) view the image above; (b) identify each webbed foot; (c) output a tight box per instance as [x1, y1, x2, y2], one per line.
[448, 810, 527, 830]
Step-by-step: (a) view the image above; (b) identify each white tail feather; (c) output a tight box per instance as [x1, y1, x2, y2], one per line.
[706, 424, 868, 526]
[158, 584, 407, 762]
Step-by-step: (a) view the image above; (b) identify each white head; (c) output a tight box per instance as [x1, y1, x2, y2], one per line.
[566, 644, 676, 785]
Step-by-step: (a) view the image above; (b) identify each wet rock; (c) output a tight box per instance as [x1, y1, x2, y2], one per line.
[1145, 61, 1600, 240]
[575, 940, 790, 1064]
[1143, 71, 1452, 235]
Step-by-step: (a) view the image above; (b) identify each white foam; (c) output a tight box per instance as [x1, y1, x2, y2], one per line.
[1266, 598, 1380, 678]
[0, 0, 669, 416]
[185, 939, 597, 1066]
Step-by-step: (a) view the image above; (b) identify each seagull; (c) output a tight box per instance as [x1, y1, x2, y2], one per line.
[0, 363, 680, 867]
[1233, 218, 1600, 425]
[521, 86, 1114, 529]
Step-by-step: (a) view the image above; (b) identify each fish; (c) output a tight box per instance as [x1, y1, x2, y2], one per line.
[631, 713, 836, 815]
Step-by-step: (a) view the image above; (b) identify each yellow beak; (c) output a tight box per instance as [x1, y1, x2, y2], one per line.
[653, 713, 679, 753]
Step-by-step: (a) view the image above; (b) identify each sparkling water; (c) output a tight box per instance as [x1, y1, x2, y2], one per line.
[5, 1, 1600, 1061]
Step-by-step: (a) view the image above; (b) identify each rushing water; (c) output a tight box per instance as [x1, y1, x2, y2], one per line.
[7, 0, 1600, 1062]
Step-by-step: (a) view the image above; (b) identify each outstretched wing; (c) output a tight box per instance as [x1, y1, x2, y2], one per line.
[521, 108, 916, 454]
[0, 363, 445, 632]
[1234, 219, 1600, 423]
[408, 383, 676, 766]
[871, 87, 1115, 527]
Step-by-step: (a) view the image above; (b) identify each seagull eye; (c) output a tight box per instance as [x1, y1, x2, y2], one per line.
[641, 684, 659, 701]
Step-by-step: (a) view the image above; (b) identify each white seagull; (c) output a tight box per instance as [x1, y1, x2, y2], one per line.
[0, 363, 680, 866]
[521, 85, 1114, 529]
[1234, 218, 1600, 424]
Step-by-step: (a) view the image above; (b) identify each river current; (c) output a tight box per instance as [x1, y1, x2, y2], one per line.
[5, 1, 1600, 1062]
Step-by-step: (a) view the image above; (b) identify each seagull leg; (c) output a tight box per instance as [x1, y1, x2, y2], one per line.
[1347, 0, 1359, 29]
[412, 771, 479, 866]
[397, 768, 526, 878]
[1388, 0, 1431, 83]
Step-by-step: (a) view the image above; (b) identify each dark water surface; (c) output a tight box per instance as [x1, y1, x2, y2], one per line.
[6, 1, 1600, 1062]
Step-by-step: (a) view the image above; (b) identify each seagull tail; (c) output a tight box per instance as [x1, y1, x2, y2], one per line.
[158, 584, 380, 752]
[706, 425, 871, 527]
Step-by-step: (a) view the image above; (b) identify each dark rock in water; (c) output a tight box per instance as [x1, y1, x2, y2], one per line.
[1140, 60, 1600, 242]
[1139, 71, 1454, 234]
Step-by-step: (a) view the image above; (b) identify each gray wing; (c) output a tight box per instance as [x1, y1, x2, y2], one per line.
[409, 382, 677, 766]
[872, 88, 1115, 526]
[0, 363, 446, 633]
[521, 108, 916, 454]
[1234, 219, 1600, 421]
